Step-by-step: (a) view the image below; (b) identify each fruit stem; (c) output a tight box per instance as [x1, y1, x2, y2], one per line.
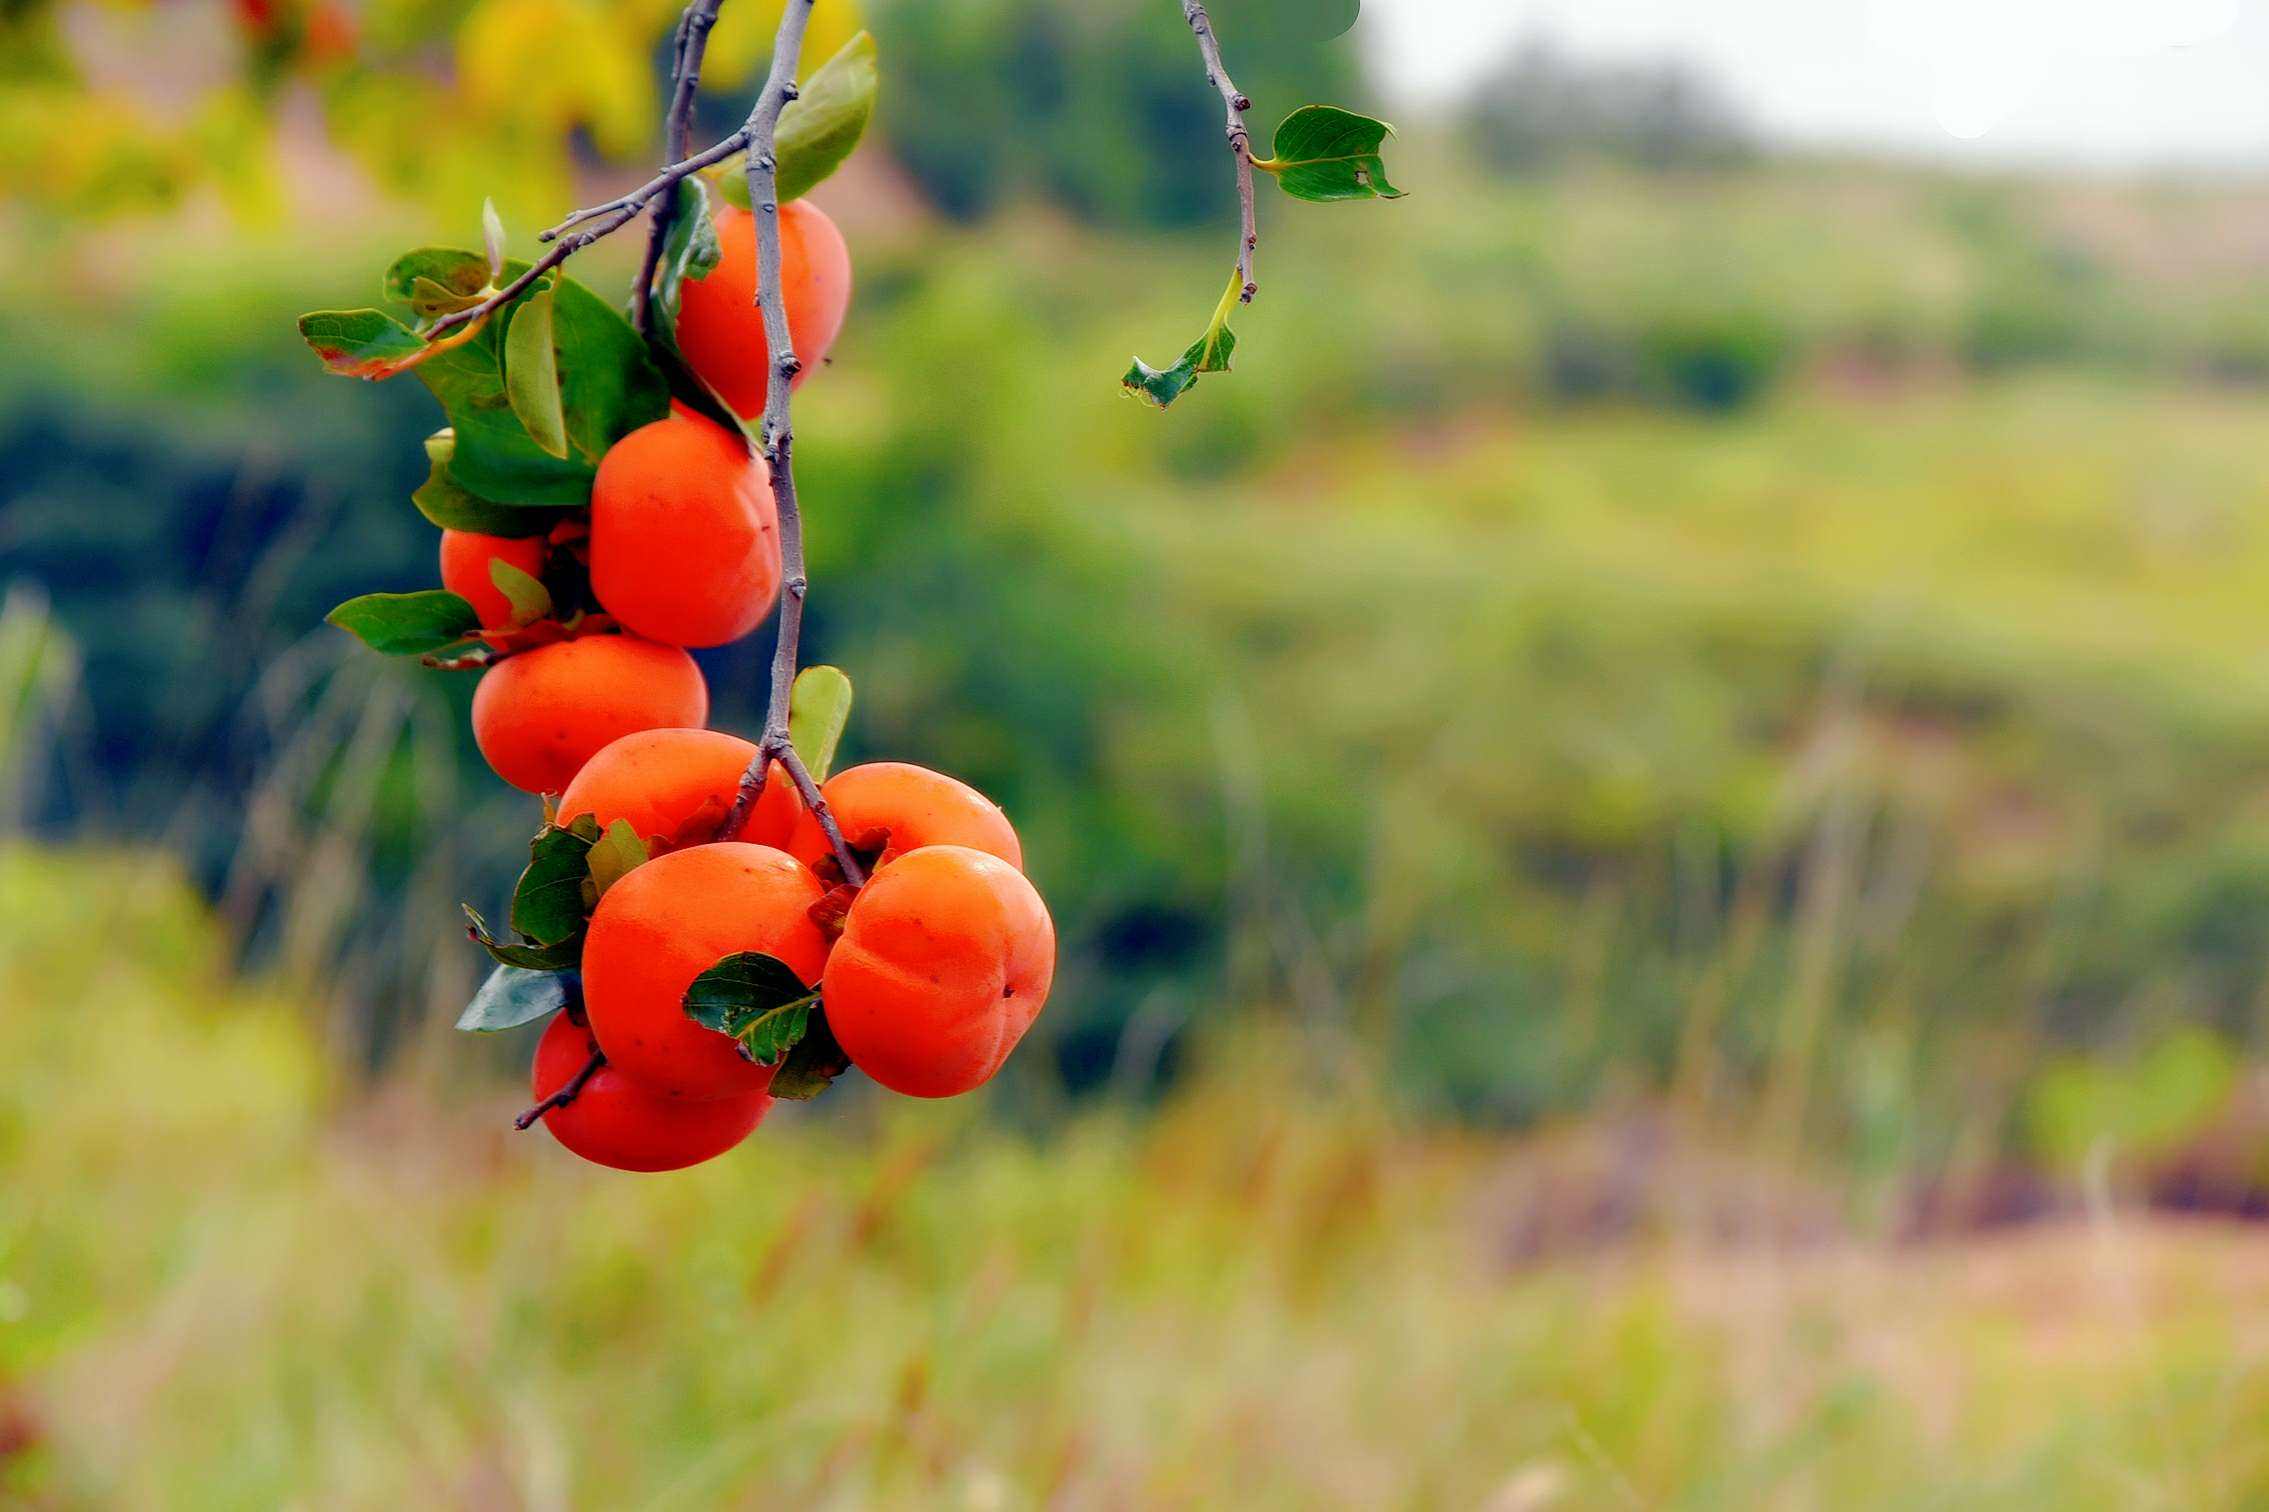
[709, 0, 869, 890]
[514, 1047, 604, 1130]
[1179, 1, 1259, 305]
[632, 0, 727, 337]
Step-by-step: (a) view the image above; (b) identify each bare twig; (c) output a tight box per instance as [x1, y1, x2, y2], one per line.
[1180, 0, 1258, 303]
[712, 0, 868, 888]
[423, 126, 755, 340]
[631, 0, 726, 335]
[515, 1047, 604, 1130]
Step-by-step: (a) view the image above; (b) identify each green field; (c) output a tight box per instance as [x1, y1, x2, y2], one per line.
[4, 845, 2268, 1507]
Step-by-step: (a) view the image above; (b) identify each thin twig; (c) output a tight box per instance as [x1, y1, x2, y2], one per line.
[515, 1048, 604, 1130]
[424, 126, 754, 340]
[632, 0, 726, 335]
[1180, 0, 1258, 303]
[712, 0, 867, 887]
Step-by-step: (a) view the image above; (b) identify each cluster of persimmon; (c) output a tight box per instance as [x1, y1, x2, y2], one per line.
[453, 199, 852, 798]
[313, 185, 1056, 1174]
[540, 740, 1053, 1171]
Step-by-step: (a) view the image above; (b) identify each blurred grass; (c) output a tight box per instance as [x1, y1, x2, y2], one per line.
[5, 845, 2269, 1507]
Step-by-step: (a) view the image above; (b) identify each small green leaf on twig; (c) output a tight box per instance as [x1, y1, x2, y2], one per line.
[298, 309, 432, 379]
[717, 31, 879, 207]
[413, 431, 563, 534]
[768, 1011, 851, 1099]
[456, 964, 569, 1032]
[682, 951, 822, 1066]
[1124, 266, 1243, 410]
[327, 590, 481, 655]
[789, 665, 854, 783]
[503, 279, 570, 460]
[511, 815, 604, 945]
[488, 559, 553, 627]
[482, 197, 508, 282]
[463, 905, 584, 971]
[583, 819, 649, 903]
[1252, 105, 1407, 203]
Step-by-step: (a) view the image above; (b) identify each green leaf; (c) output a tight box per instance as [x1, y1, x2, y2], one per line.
[411, 430, 565, 534]
[382, 247, 490, 308]
[326, 590, 481, 656]
[482, 196, 508, 282]
[1254, 105, 1407, 203]
[488, 559, 553, 626]
[297, 309, 429, 379]
[314, 249, 669, 504]
[511, 815, 603, 943]
[788, 665, 853, 783]
[768, 1010, 850, 1100]
[777, 31, 878, 204]
[715, 31, 879, 209]
[503, 278, 570, 460]
[583, 818, 649, 902]
[463, 905, 583, 971]
[456, 964, 569, 1032]
[681, 950, 821, 1066]
[1123, 266, 1242, 410]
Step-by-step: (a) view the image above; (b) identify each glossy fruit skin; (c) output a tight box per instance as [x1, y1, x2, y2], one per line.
[471, 635, 707, 795]
[787, 762, 1022, 878]
[589, 408, 781, 648]
[531, 1012, 770, 1172]
[439, 529, 548, 631]
[582, 842, 830, 1101]
[675, 200, 852, 417]
[823, 845, 1055, 1099]
[557, 727, 802, 851]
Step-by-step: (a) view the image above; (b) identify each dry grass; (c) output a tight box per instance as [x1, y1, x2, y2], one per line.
[4, 846, 2269, 1509]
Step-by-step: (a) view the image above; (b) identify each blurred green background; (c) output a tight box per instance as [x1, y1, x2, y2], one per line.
[9, 0, 2269, 1504]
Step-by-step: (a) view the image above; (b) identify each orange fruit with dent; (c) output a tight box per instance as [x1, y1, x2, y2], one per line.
[556, 727, 803, 852]
[530, 1012, 770, 1172]
[589, 407, 780, 649]
[787, 761, 1022, 879]
[675, 200, 852, 416]
[471, 634, 707, 795]
[822, 845, 1055, 1099]
[581, 842, 830, 1101]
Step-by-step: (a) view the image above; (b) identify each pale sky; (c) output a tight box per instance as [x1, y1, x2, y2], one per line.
[1353, 0, 2269, 168]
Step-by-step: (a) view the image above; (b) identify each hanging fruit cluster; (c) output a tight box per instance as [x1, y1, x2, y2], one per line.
[299, 34, 1057, 1172]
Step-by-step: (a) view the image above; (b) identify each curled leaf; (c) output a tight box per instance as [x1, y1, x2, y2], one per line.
[1254, 105, 1407, 203]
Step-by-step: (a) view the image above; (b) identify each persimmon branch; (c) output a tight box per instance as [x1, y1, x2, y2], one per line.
[515, 1047, 603, 1130]
[632, 0, 726, 335]
[422, 126, 755, 340]
[1180, 0, 1258, 303]
[712, 0, 868, 888]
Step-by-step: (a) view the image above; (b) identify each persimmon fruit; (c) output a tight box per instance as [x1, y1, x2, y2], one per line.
[557, 727, 802, 852]
[588, 407, 781, 649]
[581, 842, 830, 1101]
[823, 844, 1055, 1099]
[438, 528, 547, 631]
[471, 634, 707, 795]
[675, 200, 852, 417]
[787, 761, 1022, 878]
[530, 1012, 770, 1171]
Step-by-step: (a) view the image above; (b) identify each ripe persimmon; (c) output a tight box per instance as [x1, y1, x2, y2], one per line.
[557, 727, 802, 852]
[470, 634, 707, 795]
[787, 761, 1022, 878]
[581, 842, 830, 1101]
[438, 528, 547, 631]
[675, 200, 852, 417]
[823, 844, 1055, 1099]
[530, 1012, 770, 1172]
[588, 407, 781, 648]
